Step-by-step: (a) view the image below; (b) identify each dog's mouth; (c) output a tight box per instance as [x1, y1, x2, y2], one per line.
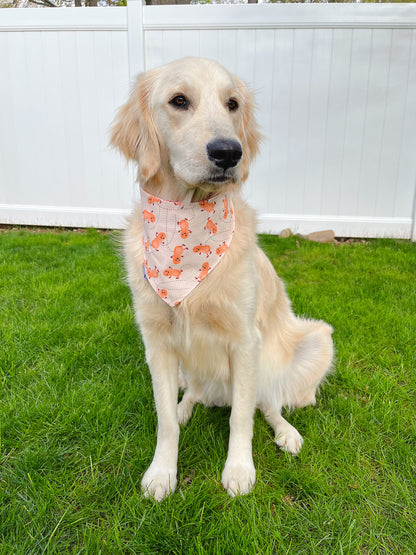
[202, 166, 238, 186]
[206, 174, 233, 184]
[189, 172, 237, 201]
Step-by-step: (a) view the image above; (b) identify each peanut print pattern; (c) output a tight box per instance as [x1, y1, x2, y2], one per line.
[163, 267, 183, 279]
[216, 242, 228, 256]
[147, 195, 162, 205]
[143, 209, 156, 223]
[193, 244, 211, 257]
[178, 219, 191, 239]
[205, 219, 218, 234]
[199, 200, 216, 213]
[198, 262, 210, 281]
[140, 187, 234, 307]
[146, 268, 159, 278]
[151, 232, 166, 250]
[223, 197, 229, 219]
[172, 245, 187, 265]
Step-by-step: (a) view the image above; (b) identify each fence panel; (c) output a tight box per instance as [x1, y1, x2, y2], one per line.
[0, 8, 133, 228]
[143, 4, 416, 237]
[1, 3, 416, 237]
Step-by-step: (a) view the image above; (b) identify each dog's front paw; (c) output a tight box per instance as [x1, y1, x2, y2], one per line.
[142, 464, 177, 502]
[275, 425, 304, 456]
[221, 461, 256, 497]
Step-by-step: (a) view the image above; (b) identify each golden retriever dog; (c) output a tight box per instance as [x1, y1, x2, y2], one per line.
[111, 57, 333, 501]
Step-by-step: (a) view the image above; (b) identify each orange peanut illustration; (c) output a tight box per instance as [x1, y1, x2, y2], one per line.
[158, 288, 168, 299]
[193, 244, 211, 256]
[199, 200, 215, 213]
[223, 197, 229, 219]
[198, 262, 210, 281]
[143, 209, 156, 223]
[151, 232, 166, 250]
[144, 259, 158, 278]
[163, 267, 183, 279]
[216, 242, 228, 256]
[172, 244, 187, 264]
[146, 267, 159, 278]
[147, 195, 161, 205]
[178, 218, 191, 239]
[205, 218, 218, 234]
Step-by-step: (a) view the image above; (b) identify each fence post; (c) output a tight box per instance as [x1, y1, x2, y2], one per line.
[411, 180, 416, 241]
[127, 0, 145, 84]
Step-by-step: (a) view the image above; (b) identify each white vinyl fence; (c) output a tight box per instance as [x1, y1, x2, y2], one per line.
[1, 2, 416, 238]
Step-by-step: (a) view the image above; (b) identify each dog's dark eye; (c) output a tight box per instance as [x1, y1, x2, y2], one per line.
[169, 95, 189, 110]
[227, 98, 239, 112]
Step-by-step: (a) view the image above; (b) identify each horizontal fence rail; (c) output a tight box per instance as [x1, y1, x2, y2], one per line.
[1, 2, 416, 238]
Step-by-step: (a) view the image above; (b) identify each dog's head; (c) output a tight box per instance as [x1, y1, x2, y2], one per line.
[110, 57, 261, 198]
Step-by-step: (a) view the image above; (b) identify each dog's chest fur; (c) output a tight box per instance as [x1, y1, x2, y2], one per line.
[167, 246, 257, 381]
[125, 194, 259, 387]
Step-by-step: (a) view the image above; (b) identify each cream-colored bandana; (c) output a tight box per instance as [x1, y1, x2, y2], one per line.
[140, 187, 235, 307]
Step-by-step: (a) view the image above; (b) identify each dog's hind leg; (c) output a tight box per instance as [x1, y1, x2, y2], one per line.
[259, 321, 333, 456]
[177, 390, 196, 425]
[287, 321, 334, 409]
[261, 404, 303, 456]
[177, 368, 202, 425]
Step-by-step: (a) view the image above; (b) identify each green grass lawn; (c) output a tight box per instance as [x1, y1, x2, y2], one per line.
[1, 228, 415, 554]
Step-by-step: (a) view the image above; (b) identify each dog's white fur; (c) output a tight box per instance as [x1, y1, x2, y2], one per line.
[111, 57, 334, 501]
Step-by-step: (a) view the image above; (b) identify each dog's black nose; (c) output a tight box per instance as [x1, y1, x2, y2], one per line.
[207, 139, 242, 170]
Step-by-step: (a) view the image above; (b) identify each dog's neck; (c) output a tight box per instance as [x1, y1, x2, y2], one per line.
[142, 171, 239, 204]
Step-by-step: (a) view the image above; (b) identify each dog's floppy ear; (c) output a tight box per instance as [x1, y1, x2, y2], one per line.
[110, 71, 161, 182]
[234, 77, 262, 182]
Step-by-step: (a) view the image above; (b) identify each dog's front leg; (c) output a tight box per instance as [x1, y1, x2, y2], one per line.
[222, 338, 258, 497]
[142, 349, 179, 501]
